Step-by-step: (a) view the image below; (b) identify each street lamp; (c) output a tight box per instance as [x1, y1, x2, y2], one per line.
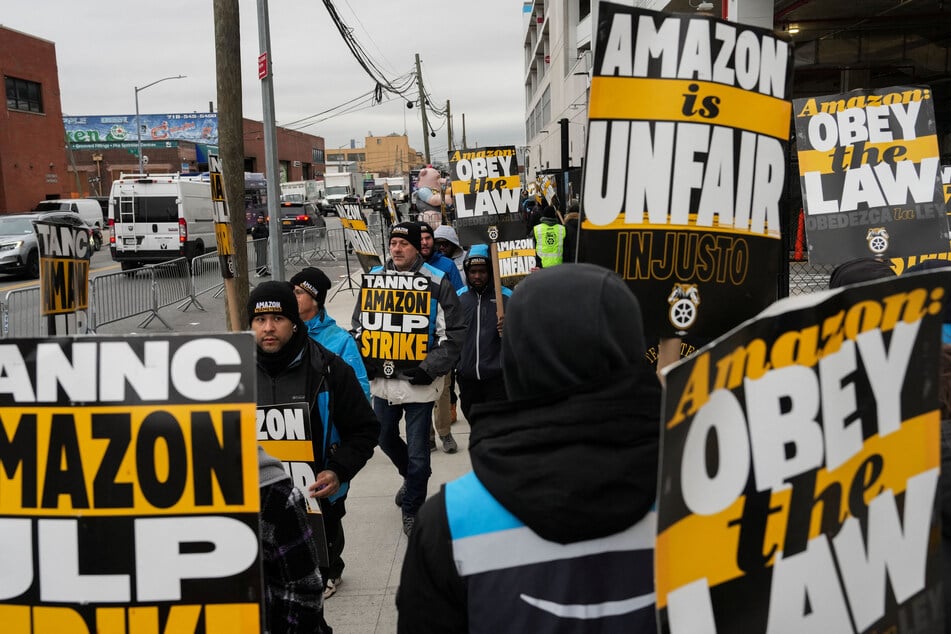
[135, 75, 186, 173]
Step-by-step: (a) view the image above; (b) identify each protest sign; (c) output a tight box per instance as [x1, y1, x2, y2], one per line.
[580, 5, 791, 338]
[888, 163, 951, 273]
[657, 271, 948, 634]
[356, 272, 432, 378]
[0, 334, 263, 633]
[337, 201, 383, 272]
[208, 155, 236, 279]
[450, 146, 525, 246]
[794, 86, 948, 265]
[34, 218, 92, 335]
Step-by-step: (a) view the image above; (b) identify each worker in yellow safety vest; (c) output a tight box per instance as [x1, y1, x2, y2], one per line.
[533, 204, 566, 267]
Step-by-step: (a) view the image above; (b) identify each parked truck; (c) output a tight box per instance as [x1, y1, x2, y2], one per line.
[376, 176, 409, 203]
[281, 179, 324, 204]
[318, 172, 362, 215]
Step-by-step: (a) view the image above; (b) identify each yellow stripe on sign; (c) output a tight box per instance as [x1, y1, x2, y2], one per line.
[797, 136, 940, 174]
[451, 176, 522, 195]
[580, 217, 781, 238]
[215, 223, 235, 255]
[0, 403, 259, 516]
[655, 410, 940, 608]
[259, 440, 315, 462]
[40, 258, 89, 315]
[342, 218, 368, 231]
[498, 249, 537, 259]
[205, 603, 261, 633]
[589, 76, 792, 140]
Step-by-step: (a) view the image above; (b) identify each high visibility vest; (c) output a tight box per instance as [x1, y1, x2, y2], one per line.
[533, 222, 566, 267]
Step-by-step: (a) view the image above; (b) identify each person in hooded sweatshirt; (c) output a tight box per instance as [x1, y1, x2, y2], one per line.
[396, 263, 661, 633]
[291, 266, 371, 401]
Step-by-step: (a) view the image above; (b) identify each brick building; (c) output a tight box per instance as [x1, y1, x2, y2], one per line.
[327, 133, 423, 175]
[0, 26, 70, 213]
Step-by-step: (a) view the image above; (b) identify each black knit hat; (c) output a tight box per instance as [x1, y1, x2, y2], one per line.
[247, 281, 302, 327]
[290, 267, 332, 307]
[417, 221, 435, 237]
[390, 222, 422, 252]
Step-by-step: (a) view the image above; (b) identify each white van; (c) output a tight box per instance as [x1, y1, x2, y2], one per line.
[35, 198, 104, 230]
[108, 173, 216, 270]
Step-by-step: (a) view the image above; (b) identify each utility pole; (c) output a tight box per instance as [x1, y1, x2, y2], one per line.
[446, 99, 453, 152]
[214, 0, 249, 329]
[461, 113, 467, 149]
[415, 53, 431, 164]
[258, 0, 284, 280]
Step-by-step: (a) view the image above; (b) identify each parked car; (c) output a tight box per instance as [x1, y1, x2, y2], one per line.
[364, 187, 386, 212]
[0, 212, 100, 279]
[279, 202, 325, 232]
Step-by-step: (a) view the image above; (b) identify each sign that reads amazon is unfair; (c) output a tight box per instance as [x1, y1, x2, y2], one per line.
[0, 334, 263, 634]
[450, 146, 525, 246]
[580, 4, 791, 339]
[795, 86, 948, 265]
[657, 270, 948, 634]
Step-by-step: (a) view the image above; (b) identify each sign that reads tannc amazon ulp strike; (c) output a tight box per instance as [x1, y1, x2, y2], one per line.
[794, 86, 949, 265]
[0, 334, 262, 634]
[450, 146, 525, 246]
[357, 273, 432, 379]
[580, 4, 791, 338]
[657, 270, 948, 634]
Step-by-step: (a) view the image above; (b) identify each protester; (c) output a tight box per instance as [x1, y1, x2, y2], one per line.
[434, 224, 466, 275]
[251, 213, 270, 277]
[351, 222, 464, 535]
[454, 244, 510, 423]
[291, 266, 370, 400]
[562, 201, 580, 264]
[251, 281, 380, 600]
[533, 204, 566, 268]
[828, 257, 896, 288]
[397, 264, 661, 631]
[418, 221, 464, 453]
[258, 445, 332, 634]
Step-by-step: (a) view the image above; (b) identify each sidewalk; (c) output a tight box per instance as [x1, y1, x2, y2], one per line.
[97, 259, 471, 633]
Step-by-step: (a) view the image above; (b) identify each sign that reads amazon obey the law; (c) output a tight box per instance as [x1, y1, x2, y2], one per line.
[580, 5, 791, 339]
[450, 145, 526, 246]
[794, 86, 949, 265]
[657, 270, 949, 634]
[0, 333, 262, 634]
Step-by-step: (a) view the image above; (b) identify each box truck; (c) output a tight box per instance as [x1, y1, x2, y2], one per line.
[319, 172, 362, 215]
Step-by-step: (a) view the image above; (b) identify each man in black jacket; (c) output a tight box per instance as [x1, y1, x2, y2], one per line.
[397, 264, 661, 633]
[251, 281, 380, 600]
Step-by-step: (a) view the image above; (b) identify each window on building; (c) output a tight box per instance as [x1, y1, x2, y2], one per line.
[313, 148, 324, 163]
[579, 0, 590, 20]
[5, 76, 43, 113]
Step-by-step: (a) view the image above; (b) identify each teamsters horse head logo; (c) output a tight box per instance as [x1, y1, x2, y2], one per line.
[668, 284, 700, 331]
[866, 227, 890, 255]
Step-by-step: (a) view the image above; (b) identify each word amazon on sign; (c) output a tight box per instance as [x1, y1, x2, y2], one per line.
[580, 4, 791, 338]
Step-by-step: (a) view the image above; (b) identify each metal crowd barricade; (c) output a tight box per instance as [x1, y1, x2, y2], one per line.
[150, 258, 193, 324]
[324, 227, 348, 260]
[299, 226, 335, 263]
[89, 265, 156, 332]
[188, 250, 223, 305]
[246, 237, 270, 286]
[1, 286, 42, 338]
[283, 229, 307, 266]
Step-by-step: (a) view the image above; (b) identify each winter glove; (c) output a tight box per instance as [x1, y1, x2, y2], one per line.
[406, 366, 435, 385]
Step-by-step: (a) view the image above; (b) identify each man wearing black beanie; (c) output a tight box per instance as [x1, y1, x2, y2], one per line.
[251, 281, 380, 601]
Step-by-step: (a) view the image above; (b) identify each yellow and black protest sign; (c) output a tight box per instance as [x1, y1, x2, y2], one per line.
[889, 164, 951, 273]
[358, 272, 432, 377]
[208, 154, 236, 278]
[338, 202, 383, 273]
[657, 271, 948, 634]
[450, 146, 526, 246]
[794, 87, 948, 266]
[34, 220, 92, 335]
[0, 334, 263, 634]
[496, 238, 535, 282]
[580, 6, 791, 339]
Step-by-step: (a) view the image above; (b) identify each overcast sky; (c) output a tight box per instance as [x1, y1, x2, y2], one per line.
[4, 0, 528, 159]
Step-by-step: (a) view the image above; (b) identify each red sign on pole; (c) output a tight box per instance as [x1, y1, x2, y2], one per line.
[258, 53, 268, 80]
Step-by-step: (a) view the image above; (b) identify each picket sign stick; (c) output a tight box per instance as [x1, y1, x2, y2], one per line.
[491, 241, 505, 320]
[656, 337, 682, 386]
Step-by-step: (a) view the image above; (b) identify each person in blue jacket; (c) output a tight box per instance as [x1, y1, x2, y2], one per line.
[291, 266, 371, 401]
[455, 244, 511, 423]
